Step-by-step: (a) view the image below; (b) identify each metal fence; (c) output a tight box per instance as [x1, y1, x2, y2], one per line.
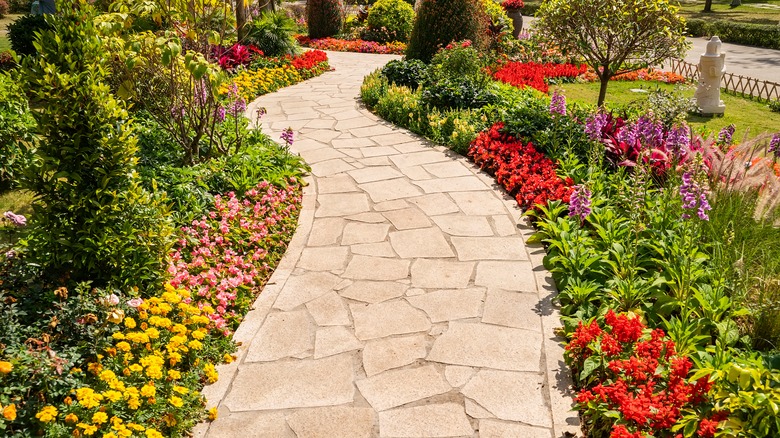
[668, 58, 780, 103]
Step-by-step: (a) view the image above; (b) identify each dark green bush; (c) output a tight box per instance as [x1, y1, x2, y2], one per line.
[245, 11, 298, 57]
[0, 72, 35, 191]
[307, 0, 344, 39]
[421, 76, 500, 109]
[20, 1, 173, 289]
[405, 0, 490, 62]
[8, 14, 51, 57]
[7, 0, 29, 13]
[364, 0, 415, 43]
[769, 99, 780, 113]
[686, 18, 780, 50]
[382, 59, 427, 88]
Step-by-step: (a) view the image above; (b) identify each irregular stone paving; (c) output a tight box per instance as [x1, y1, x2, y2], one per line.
[196, 51, 580, 438]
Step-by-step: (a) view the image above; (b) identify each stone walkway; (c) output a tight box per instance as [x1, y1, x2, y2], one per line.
[196, 51, 579, 438]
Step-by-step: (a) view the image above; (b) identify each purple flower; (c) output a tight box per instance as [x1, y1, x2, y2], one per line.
[584, 112, 608, 141]
[679, 172, 711, 221]
[717, 124, 736, 146]
[280, 128, 294, 146]
[215, 105, 226, 122]
[568, 184, 592, 222]
[3, 211, 26, 227]
[549, 90, 566, 116]
[256, 107, 267, 119]
[768, 133, 780, 158]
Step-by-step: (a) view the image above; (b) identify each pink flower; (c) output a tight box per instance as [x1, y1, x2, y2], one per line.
[126, 298, 144, 308]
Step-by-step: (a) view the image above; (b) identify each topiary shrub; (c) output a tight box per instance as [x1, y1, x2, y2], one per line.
[364, 0, 415, 43]
[405, 0, 490, 62]
[382, 58, 427, 88]
[307, 0, 344, 39]
[245, 11, 298, 57]
[8, 14, 51, 57]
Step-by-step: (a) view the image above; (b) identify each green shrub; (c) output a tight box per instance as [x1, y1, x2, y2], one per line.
[364, 0, 415, 43]
[360, 69, 388, 108]
[769, 99, 780, 113]
[405, 0, 490, 62]
[307, 0, 344, 39]
[0, 72, 35, 191]
[245, 11, 298, 57]
[20, 0, 173, 289]
[421, 76, 500, 109]
[428, 43, 487, 80]
[8, 14, 50, 57]
[382, 58, 427, 88]
[686, 18, 780, 50]
[6, 0, 29, 13]
[374, 84, 430, 135]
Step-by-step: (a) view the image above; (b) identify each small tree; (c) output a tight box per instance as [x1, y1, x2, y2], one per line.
[536, 0, 688, 106]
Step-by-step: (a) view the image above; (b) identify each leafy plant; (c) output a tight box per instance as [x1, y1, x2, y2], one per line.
[0, 72, 35, 191]
[360, 69, 389, 108]
[306, 0, 344, 39]
[405, 0, 490, 62]
[364, 0, 415, 43]
[7, 14, 50, 57]
[245, 11, 298, 57]
[382, 59, 428, 89]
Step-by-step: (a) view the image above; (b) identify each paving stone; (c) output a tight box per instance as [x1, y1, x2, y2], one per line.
[389, 229, 455, 258]
[373, 199, 409, 211]
[413, 176, 488, 193]
[378, 403, 473, 437]
[370, 132, 415, 146]
[351, 300, 431, 340]
[444, 365, 476, 388]
[422, 161, 474, 178]
[360, 179, 424, 203]
[351, 124, 397, 137]
[398, 165, 434, 180]
[316, 193, 371, 217]
[341, 222, 391, 245]
[360, 146, 401, 157]
[318, 175, 360, 194]
[351, 242, 396, 257]
[482, 289, 542, 332]
[306, 292, 351, 326]
[286, 111, 321, 120]
[474, 261, 538, 291]
[389, 151, 450, 168]
[451, 237, 527, 261]
[340, 281, 408, 303]
[274, 272, 343, 311]
[303, 129, 342, 144]
[478, 419, 552, 438]
[450, 191, 508, 215]
[290, 138, 330, 153]
[408, 193, 460, 215]
[223, 354, 355, 411]
[343, 255, 410, 281]
[341, 149, 364, 159]
[427, 322, 542, 372]
[308, 218, 346, 246]
[461, 370, 552, 427]
[390, 141, 426, 154]
[405, 287, 425, 296]
[314, 326, 363, 359]
[334, 117, 377, 131]
[465, 399, 494, 419]
[490, 215, 517, 237]
[331, 109, 364, 120]
[406, 288, 485, 322]
[286, 407, 376, 438]
[359, 156, 393, 166]
[356, 365, 450, 411]
[332, 137, 376, 149]
[345, 212, 388, 223]
[382, 207, 432, 230]
[362, 334, 428, 376]
[297, 246, 350, 271]
[410, 259, 474, 289]
[310, 159, 356, 177]
[244, 311, 313, 362]
[348, 166, 404, 183]
[303, 118, 337, 130]
[206, 411, 294, 438]
[300, 148, 346, 164]
[432, 215, 494, 237]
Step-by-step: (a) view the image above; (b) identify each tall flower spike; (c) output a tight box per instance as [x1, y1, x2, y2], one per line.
[717, 124, 736, 146]
[768, 133, 780, 158]
[568, 184, 592, 222]
[280, 128, 294, 147]
[549, 90, 566, 116]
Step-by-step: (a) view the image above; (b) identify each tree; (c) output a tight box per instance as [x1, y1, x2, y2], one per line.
[704, 0, 713, 12]
[536, 0, 689, 106]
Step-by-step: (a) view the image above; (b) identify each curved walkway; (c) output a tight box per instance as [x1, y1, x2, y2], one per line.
[196, 51, 579, 438]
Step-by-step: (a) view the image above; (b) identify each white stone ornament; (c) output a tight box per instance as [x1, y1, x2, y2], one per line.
[694, 36, 727, 115]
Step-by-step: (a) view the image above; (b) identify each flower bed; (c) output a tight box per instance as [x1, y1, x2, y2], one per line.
[296, 35, 406, 54]
[491, 61, 588, 93]
[579, 68, 687, 84]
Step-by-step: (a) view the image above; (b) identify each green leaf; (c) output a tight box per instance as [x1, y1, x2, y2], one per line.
[580, 355, 600, 381]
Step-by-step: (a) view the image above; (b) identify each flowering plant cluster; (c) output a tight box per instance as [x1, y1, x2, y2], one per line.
[213, 43, 264, 72]
[579, 68, 687, 84]
[501, 0, 524, 10]
[295, 35, 407, 54]
[469, 123, 573, 210]
[568, 311, 724, 438]
[168, 181, 302, 333]
[219, 51, 329, 101]
[491, 61, 588, 93]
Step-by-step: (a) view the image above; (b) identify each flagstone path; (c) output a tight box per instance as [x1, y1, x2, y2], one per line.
[195, 51, 580, 438]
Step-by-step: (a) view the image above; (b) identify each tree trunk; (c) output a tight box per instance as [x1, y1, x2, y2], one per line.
[236, 0, 248, 41]
[703, 0, 713, 12]
[597, 73, 610, 107]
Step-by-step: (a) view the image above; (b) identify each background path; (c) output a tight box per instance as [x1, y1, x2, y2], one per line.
[196, 51, 579, 438]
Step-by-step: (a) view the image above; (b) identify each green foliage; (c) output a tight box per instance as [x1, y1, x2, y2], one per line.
[536, 0, 688, 106]
[0, 72, 35, 191]
[20, 0, 173, 289]
[405, 0, 490, 62]
[686, 18, 780, 51]
[382, 59, 428, 89]
[642, 86, 697, 128]
[359, 69, 388, 107]
[421, 77, 500, 109]
[6, 0, 29, 14]
[364, 0, 415, 43]
[770, 99, 780, 113]
[7, 14, 50, 57]
[245, 11, 298, 57]
[306, 0, 344, 39]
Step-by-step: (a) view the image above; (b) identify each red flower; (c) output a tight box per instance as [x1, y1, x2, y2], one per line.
[610, 424, 644, 438]
[491, 62, 587, 93]
[605, 310, 644, 343]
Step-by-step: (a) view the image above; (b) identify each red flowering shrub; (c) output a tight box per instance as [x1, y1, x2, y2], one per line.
[567, 310, 725, 438]
[214, 43, 264, 71]
[491, 61, 587, 93]
[469, 123, 573, 210]
[296, 35, 407, 54]
[501, 0, 524, 10]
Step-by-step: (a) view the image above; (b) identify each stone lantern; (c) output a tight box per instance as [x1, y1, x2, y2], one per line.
[693, 36, 727, 116]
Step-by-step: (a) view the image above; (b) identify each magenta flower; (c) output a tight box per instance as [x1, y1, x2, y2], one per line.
[568, 184, 592, 222]
[280, 127, 294, 146]
[3, 211, 27, 227]
[717, 124, 736, 146]
[679, 172, 711, 221]
[768, 133, 780, 158]
[549, 90, 566, 116]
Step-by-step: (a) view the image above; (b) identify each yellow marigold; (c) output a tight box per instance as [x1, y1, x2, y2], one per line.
[116, 342, 131, 352]
[145, 429, 163, 438]
[146, 366, 163, 380]
[87, 362, 102, 374]
[92, 412, 108, 424]
[167, 369, 182, 380]
[108, 379, 126, 392]
[144, 327, 160, 339]
[125, 332, 149, 344]
[191, 329, 206, 340]
[127, 422, 145, 431]
[3, 403, 17, 421]
[0, 361, 14, 374]
[78, 422, 98, 436]
[75, 388, 103, 409]
[163, 413, 177, 427]
[103, 390, 122, 402]
[168, 396, 184, 408]
[35, 405, 57, 423]
[99, 369, 117, 383]
[129, 364, 143, 373]
[140, 383, 156, 398]
[104, 433, 118, 438]
[204, 363, 218, 384]
[161, 291, 181, 304]
[188, 340, 203, 350]
[124, 317, 136, 329]
[223, 353, 235, 364]
[172, 385, 189, 395]
[168, 352, 182, 366]
[127, 397, 141, 410]
[65, 413, 79, 424]
[207, 407, 218, 421]
[171, 324, 187, 335]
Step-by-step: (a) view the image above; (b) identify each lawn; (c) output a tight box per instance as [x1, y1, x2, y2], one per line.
[556, 80, 780, 140]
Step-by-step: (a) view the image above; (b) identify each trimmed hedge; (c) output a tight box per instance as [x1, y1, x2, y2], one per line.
[686, 18, 780, 50]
